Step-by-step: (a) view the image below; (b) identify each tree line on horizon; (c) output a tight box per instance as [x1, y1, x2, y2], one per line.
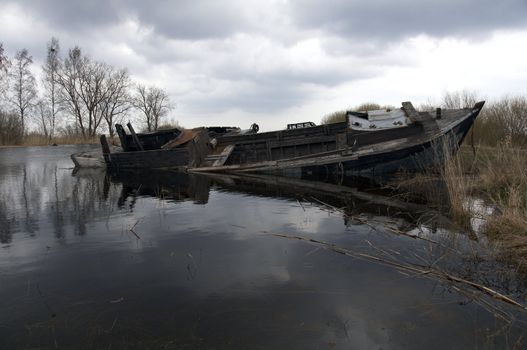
[0, 38, 175, 145]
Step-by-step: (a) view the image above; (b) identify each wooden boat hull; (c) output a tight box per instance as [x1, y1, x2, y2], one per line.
[103, 148, 191, 170]
[101, 128, 211, 170]
[190, 102, 484, 177]
[302, 110, 478, 178]
[115, 124, 182, 151]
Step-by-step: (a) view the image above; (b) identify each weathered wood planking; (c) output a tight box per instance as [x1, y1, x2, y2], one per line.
[189, 101, 485, 177]
[103, 128, 212, 170]
[212, 145, 235, 167]
[402, 101, 439, 135]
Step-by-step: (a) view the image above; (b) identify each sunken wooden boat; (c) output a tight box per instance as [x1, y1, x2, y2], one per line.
[190, 101, 485, 177]
[100, 123, 209, 170]
[71, 124, 184, 168]
[99, 123, 241, 170]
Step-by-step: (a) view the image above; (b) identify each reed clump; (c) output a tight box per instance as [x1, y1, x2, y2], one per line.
[433, 142, 527, 271]
[392, 140, 527, 250]
[475, 143, 527, 237]
[0, 110, 24, 145]
[441, 149, 474, 226]
[442, 142, 527, 227]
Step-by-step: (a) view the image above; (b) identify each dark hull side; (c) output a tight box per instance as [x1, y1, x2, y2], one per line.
[116, 125, 181, 152]
[296, 111, 477, 178]
[205, 105, 481, 178]
[190, 102, 484, 178]
[102, 128, 212, 170]
[103, 148, 190, 170]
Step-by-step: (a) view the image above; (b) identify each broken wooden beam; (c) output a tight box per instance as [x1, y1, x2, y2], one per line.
[127, 122, 145, 151]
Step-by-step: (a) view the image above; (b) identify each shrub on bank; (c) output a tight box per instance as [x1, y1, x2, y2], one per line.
[0, 110, 23, 145]
[321, 103, 395, 125]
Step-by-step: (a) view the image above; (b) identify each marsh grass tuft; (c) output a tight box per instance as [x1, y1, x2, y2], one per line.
[476, 143, 527, 244]
[441, 146, 474, 227]
[408, 141, 527, 267]
[389, 137, 527, 266]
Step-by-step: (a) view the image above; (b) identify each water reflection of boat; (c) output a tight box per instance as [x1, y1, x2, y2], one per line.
[72, 167, 455, 231]
[106, 169, 211, 205]
[205, 172, 456, 230]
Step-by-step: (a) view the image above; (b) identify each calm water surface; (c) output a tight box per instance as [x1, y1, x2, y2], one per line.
[0, 145, 526, 349]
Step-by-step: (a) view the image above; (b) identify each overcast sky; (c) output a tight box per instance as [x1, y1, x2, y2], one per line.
[1, 0, 527, 130]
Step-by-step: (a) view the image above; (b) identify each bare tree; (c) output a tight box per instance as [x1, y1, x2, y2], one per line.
[57, 47, 106, 138]
[132, 84, 173, 131]
[56, 47, 87, 137]
[0, 43, 9, 98]
[0, 43, 7, 71]
[101, 68, 131, 138]
[8, 49, 37, 132]
[41, 37, 61, 142]
[76, 60, 112, 137]
[35, 99, 52, 138]
[57, 46, 134, 139]
[485, 96, 527, 147]
[442, 90, 477, 109]
[0, 109, 23, 145]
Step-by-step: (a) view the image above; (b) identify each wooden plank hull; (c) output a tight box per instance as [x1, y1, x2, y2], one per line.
[104, 148, 190, 170]
[190, 102, 484, 177]
[102, 128, 212, 170]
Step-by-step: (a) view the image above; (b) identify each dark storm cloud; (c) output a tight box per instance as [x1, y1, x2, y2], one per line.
[5, 0, 249, 40]
[289, 0, 527, 40]
[186, 82, 310, 114]
[6, 0, 527, 42]
[128, 0, 249, 39]
[4, 0, 123, 31]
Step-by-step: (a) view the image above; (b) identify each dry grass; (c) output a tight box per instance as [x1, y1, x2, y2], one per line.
[21, 133, 99, 146]
[431, 142, 527, 269]
[476, 144, 527, 240]
[392, 140, 527, 264]
[441, 149, 474, 225]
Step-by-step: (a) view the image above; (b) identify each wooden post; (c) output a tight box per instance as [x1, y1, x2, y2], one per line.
[127, 122, 144, 151]
[100, 135, 112, 165]
[100, 135, 111, 155]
